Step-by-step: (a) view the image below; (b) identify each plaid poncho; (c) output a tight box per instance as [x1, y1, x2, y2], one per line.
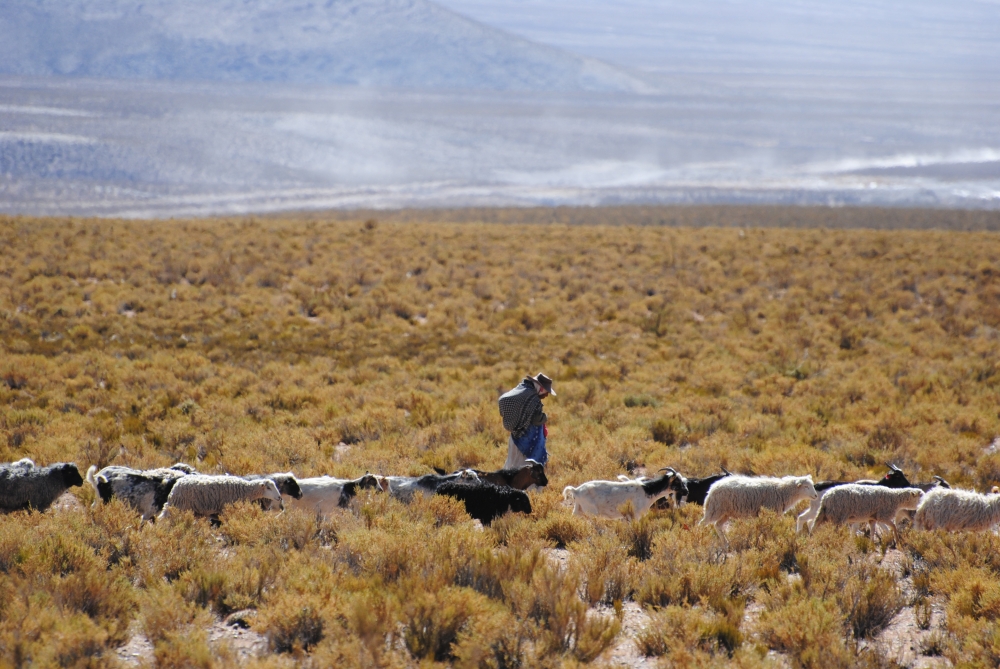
[498, 377, 544, 438]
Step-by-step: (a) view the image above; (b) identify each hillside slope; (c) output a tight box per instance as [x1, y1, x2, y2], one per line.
[0, 0, 649, 92]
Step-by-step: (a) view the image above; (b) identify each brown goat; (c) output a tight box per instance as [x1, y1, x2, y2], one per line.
[436, 460, 548, 490]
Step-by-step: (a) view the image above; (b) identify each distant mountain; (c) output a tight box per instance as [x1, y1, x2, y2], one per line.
[0, 0, 651, 92]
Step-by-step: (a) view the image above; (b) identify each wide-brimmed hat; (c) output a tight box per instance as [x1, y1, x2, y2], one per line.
[533, 373, 556, 396]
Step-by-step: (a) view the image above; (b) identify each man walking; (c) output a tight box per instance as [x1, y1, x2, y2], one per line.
[498, 373, 555, 469]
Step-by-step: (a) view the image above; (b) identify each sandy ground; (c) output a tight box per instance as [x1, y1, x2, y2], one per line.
[872, 549, 952, 669]
[600, 601, 657, 668]
[116, 612, 268, 667]
[51, 491, 83, 512]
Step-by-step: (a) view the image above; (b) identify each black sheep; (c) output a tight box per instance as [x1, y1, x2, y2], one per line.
[434, 479, 532, 525]
[0, 461, 84, 512]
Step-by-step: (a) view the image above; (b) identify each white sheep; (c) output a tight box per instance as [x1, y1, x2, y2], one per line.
[810, 484, 923, 542]
[914, 488, 1000, 532]
[700, 475, 817, 544]
[562, 469, 687, 519]
[158, 475, 281, 519]
[286, 473, 383, 516]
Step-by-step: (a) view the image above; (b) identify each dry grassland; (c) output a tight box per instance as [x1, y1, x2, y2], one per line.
[1, 207, 1000, 668]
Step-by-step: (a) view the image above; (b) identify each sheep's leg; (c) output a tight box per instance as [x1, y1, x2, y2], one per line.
[886, 520, 903, 546]
[705, 514, 730, 547]
[796, 500, 820, 534]
[713, 522, 730, 548]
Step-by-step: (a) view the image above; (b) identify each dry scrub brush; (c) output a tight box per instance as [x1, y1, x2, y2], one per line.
[1, 211, 1000, 665]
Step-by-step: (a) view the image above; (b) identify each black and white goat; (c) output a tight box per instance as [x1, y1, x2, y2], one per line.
[644, 467, 732, 509]
[564, 469, 688, 519]
[286, 473, 383, 516]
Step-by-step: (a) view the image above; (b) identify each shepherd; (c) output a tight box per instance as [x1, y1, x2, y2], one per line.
[499, 373, 555, 469]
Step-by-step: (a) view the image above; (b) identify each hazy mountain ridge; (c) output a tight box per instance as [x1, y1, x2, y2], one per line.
[0, 0, 650, 92]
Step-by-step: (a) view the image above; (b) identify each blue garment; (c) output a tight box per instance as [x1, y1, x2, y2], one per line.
[512, 424, 547, 465]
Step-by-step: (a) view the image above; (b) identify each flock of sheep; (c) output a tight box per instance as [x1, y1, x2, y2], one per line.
[0, 458, 545, 526]
[3, 457, 1000, 545]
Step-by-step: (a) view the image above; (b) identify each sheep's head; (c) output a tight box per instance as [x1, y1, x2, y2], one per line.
[60, 463, 84, 488]
[260, 480, 282, 501]
[796, 477, 819, 499]
[902, 489, 924, 509]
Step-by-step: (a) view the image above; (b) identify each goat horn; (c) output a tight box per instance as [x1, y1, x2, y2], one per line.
[721, 467, 732, 475]
[933, 475, 945, 483]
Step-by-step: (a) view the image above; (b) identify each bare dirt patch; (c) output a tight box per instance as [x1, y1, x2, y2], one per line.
[872, 548, 953, 668]
[209, 611, 268, 659]
[601, 601, 656, 668]
[115, 624, 153, 667]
